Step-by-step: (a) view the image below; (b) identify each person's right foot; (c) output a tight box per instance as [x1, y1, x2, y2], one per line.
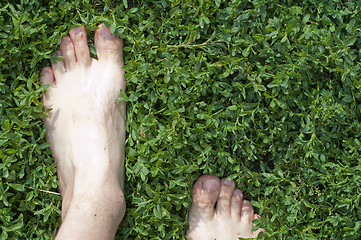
[187, 175, 265, 240]
[39, 24, 126, 221]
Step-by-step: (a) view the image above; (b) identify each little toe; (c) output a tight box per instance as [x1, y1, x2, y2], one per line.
[230, 189, 243, 220]
[95, 24, 124, 63]
[39, 66, 55, 86]
[69, 26, 91, 67]
[240, 200, 255, 225]
[189, 175, 221, 222]
[252, 214, 266, 237]
[40, 67, 55, 110]
[59, 36, 76, 71]
[216, 178, 236, 216]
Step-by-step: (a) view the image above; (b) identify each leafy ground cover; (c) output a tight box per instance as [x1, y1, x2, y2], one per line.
[1, 0, 361, 239]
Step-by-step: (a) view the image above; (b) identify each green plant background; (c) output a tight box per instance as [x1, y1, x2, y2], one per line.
[1, 0, 361, 239]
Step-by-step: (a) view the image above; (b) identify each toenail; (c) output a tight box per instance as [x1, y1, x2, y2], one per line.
[232, 189, 243, 201]
[71, 27, 84, 36]
[242, 200, 252, 208]
[223, 179, 233, 185]
[233, 189, 243, 197]
[100, 27, 111, 38]
[202, 180, 219, 192]
[62, 37, 72, 45]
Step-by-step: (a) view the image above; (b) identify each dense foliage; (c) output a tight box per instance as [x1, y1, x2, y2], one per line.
[1, 0, 361, 239]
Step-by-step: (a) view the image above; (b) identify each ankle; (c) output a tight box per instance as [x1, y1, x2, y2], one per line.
[56, 191, 125, 240]
[70, 185, 125, 221]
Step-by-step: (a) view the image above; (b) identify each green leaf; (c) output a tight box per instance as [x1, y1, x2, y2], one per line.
[0, 139, 8, 147]
[1, 222, 23, 232]
[9, 183, 25, 191]
[345, 36, 357, 46]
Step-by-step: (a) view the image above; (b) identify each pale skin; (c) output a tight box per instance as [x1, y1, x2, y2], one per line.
[39, 24, 264, 240]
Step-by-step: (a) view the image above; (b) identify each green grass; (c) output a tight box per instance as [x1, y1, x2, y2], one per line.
[1, 0, 361, 239]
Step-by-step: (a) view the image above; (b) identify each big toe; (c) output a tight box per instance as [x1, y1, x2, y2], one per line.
[189, 175, 221, 222]
[95, 24, 124, 62]
[68, 26, 91, 67]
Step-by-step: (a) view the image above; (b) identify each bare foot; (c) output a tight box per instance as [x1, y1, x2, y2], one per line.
[187, 175, 265, 240]
[39, 24, 126, 222]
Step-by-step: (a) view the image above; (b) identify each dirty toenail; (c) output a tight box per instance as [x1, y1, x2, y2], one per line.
[223, 179, 233, 185]
[100, 27, 111, 38]
[73, 27, 82, 33]
[202, 180, 219, 192]
[70, 27, 85, 37]
[233, 189, 243, 197]
[62, 37, 72, 45]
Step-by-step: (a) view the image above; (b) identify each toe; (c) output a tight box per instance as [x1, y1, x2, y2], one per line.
[252, 214, 266, 237]
[240, 200, 255, 225]
[40, 67, 55, 110]
[230, 189, 243, 220]
[60, 36, 76, 71]
[52, 51, 66, 75]
[39, 67, 55, 85]
[189, 175, 221, 222]
[94, 24, 124, 62]
[216, 178, 236, 216]
[69, 26, 91, 67]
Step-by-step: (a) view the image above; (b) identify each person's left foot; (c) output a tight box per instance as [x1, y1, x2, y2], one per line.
[39, 24, 126, 220]
[187, 175, 265, 240]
